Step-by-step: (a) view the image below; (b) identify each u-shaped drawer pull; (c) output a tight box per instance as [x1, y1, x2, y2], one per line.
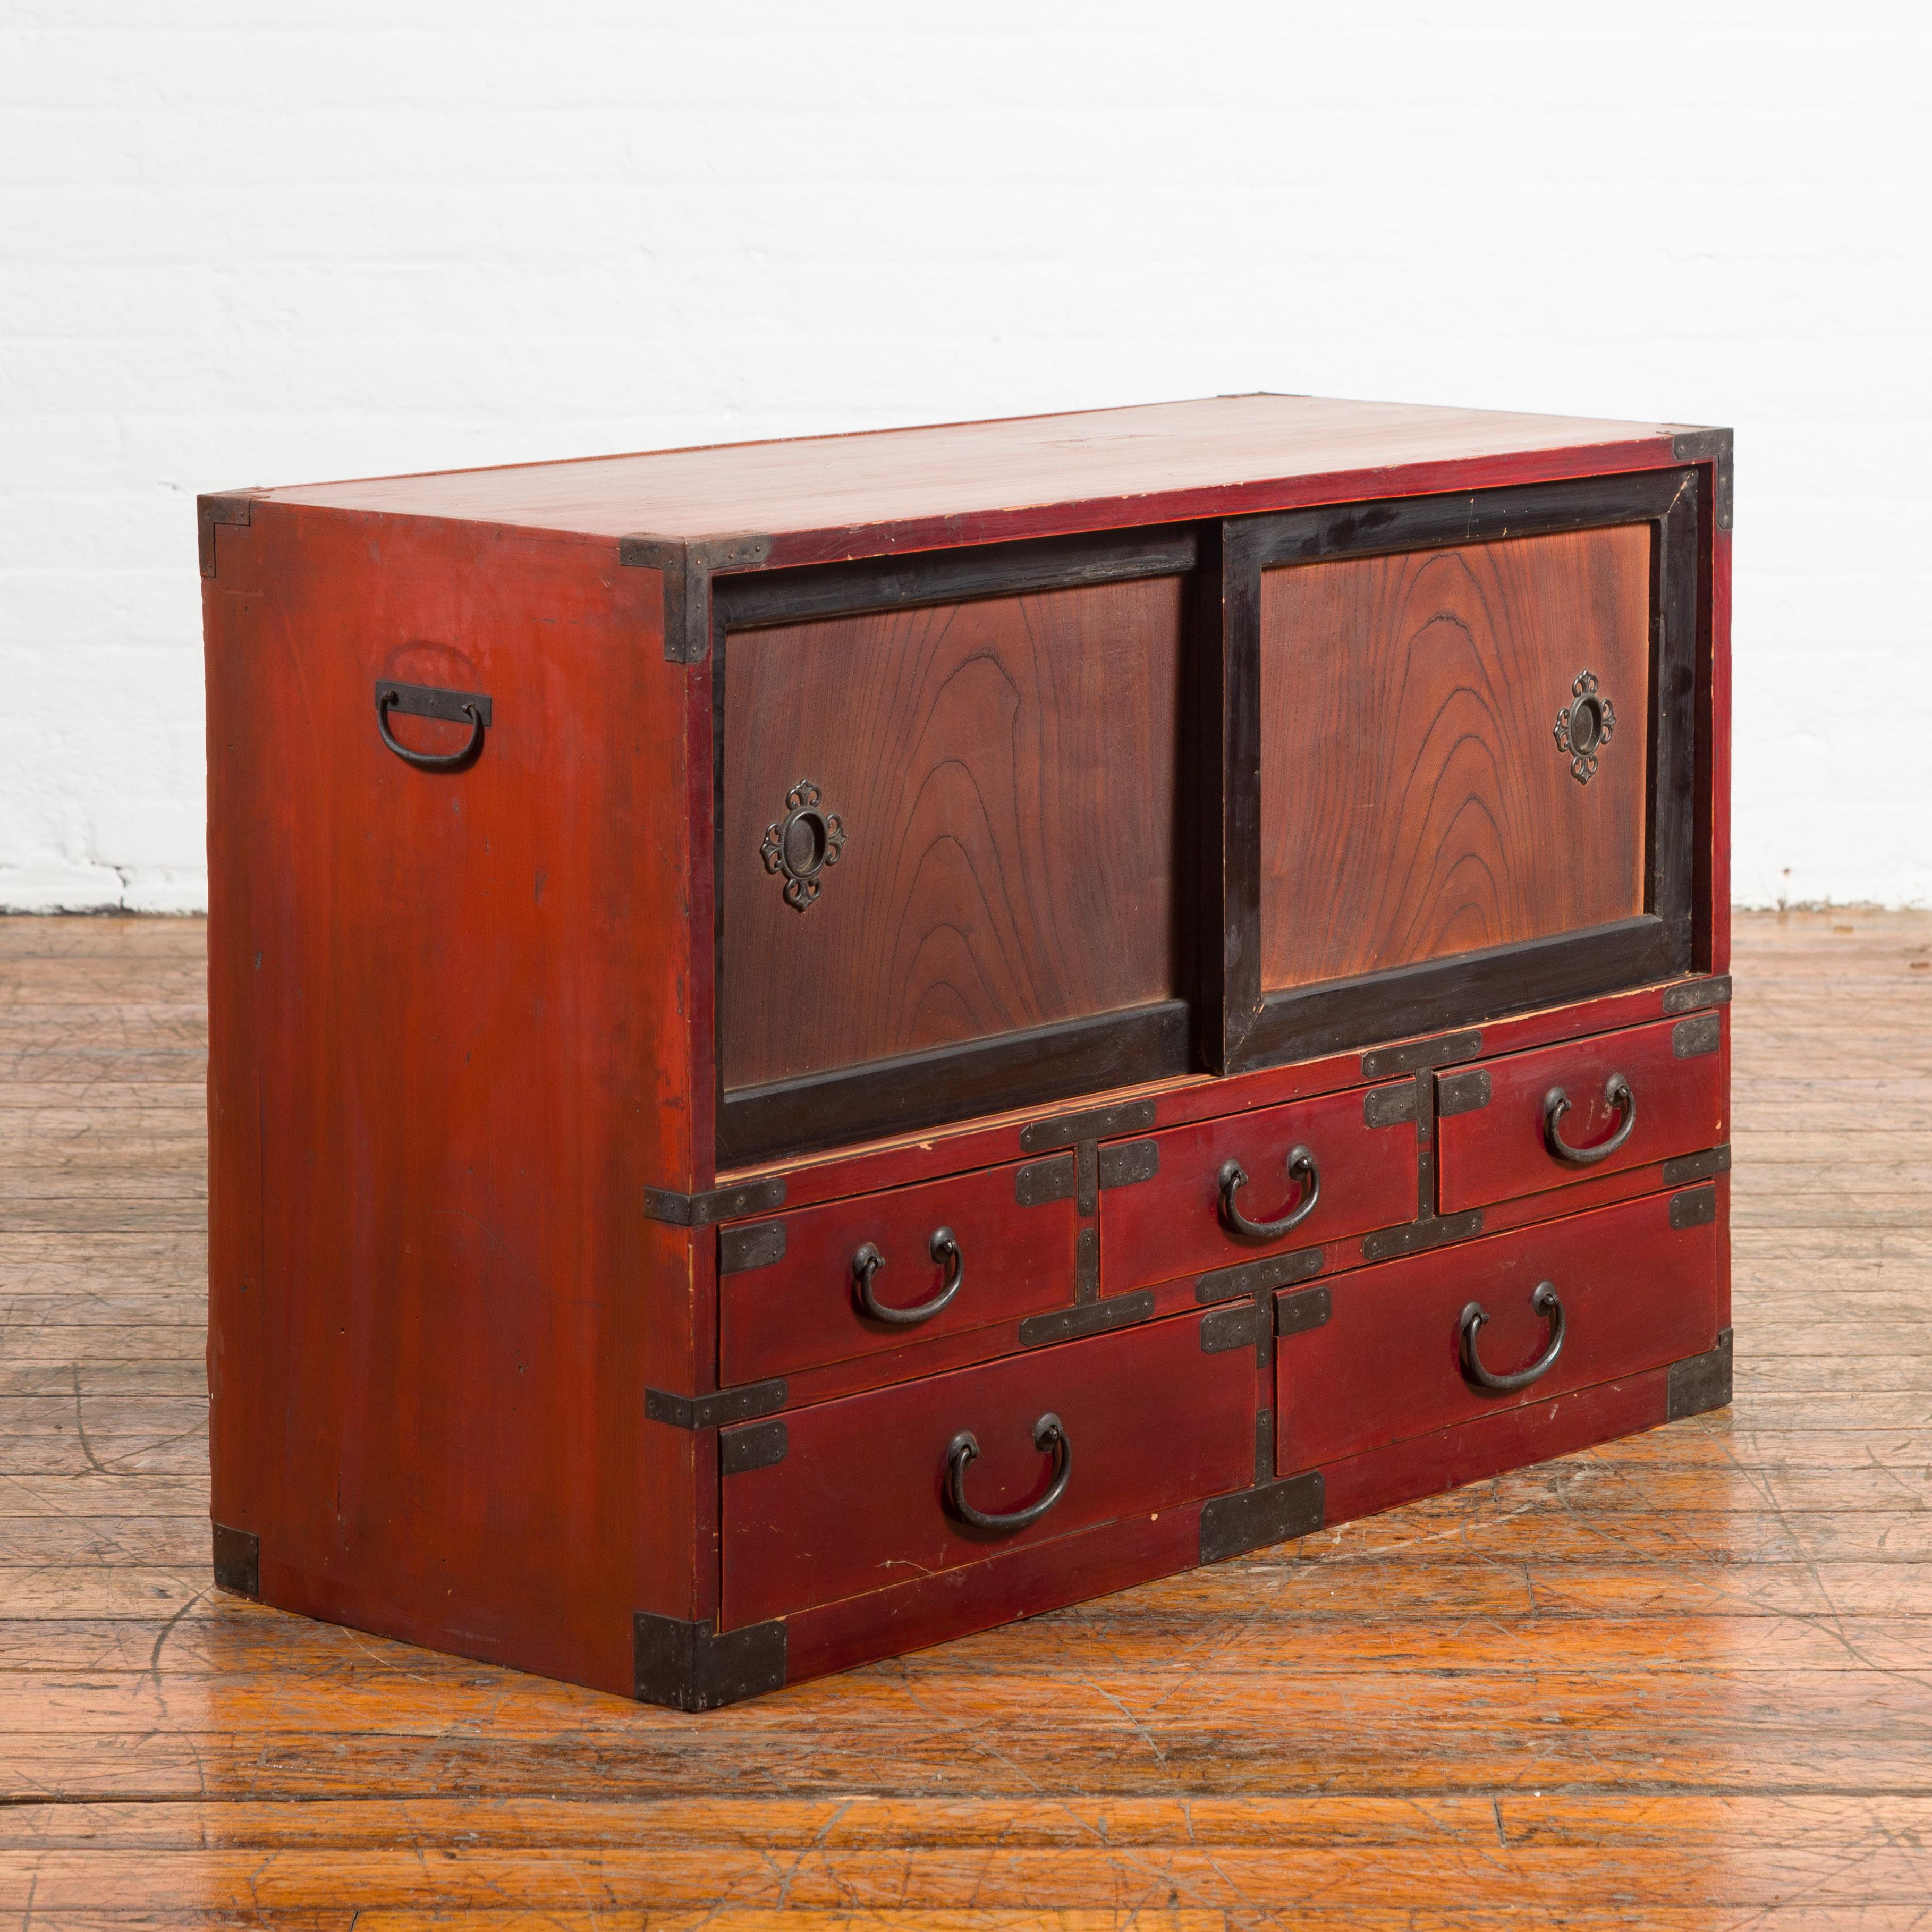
[945, 1411, 1071, 1532]
[1543, 1074, 1636, 1166]
[853, 1227, 963, 1325]
[1218, 1145, 1320, 1241]
[1460, 1282, 1566, 1393]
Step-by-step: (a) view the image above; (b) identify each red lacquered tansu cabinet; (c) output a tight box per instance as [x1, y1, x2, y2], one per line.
[200, 396, 1734, 1708]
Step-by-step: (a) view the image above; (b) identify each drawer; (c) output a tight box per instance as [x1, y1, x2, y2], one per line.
[1097, 1080, 1419, 1295]
[1435, 1012, 1726, 1215]
[1275, 1185, 1723, 1476]
[717, 1156, 1080, 1385]
[720, 1305, 1258, 1628]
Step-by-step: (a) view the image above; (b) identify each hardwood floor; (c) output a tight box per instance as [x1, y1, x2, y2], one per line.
[2, 909, 1929, 1928]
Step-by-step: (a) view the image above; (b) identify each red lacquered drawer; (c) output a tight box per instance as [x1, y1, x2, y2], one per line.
[718, 1156, 1080, 1385]
[719, 1306, 1257, 1628]
[1435, 1012, 1726, 1215]
[1097, 1080, 1419, 1294]
[1275, 1184, 1724, 1476]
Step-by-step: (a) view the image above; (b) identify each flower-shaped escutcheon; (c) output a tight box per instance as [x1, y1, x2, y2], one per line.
[1553, 670, 1616, 785]
[760, 778, 847, 911]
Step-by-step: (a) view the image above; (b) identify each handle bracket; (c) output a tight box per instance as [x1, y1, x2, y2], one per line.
[375, 679, 493, 771]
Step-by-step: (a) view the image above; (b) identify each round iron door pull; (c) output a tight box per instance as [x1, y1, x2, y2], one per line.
[1218, 1145, 1319, 1241]
[945, 1412, 1071, 1532]
[1460, 1282, 1565, 1393]
[1543, 1073, 1636, 1166]
[853, 1227, 963, 1326]
[376, 688, 486, 771]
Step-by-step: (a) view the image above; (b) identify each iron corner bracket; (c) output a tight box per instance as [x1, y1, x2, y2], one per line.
[1666, 1327, 1734, 1421]
[645, 1378, 787, 1431]
[1361, 1030, 1482, 1080]
[1662, 973, 1733, 1016]
[633, 1611, 786, 1711]
[1198, 1470, 1324, 1565]
[1670, 428, 1734, 532]
[1018, 1097, 1158, 1154]
[211, 1522, 260, 1598]
[618, 532, 773, 664]
[198, 491, 262, 579]
[643, 1174, 786, 1227]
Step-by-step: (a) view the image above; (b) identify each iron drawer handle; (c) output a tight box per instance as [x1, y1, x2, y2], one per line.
[1543, 1074, 1636, 1166]
[376, 687, 487, 772]
[1218, 1145, 1319, 1241]
[853, 1227, 963, 1326]
[945, 1412, 1070, 1532]
[1460, 1282, 1566, 1393]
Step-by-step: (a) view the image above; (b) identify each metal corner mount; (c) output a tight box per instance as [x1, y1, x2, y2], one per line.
[633, 1611, 786, 1712]
[618, 531, 772, 665]
[197, 492, 259, 579]
[211, 1522, 260, 1597]
[1199, 1471, 1325, 1565]
[642, 1174, 786, 1227]
[645, 1378, 787, 1431]
[1671, 427, 1734, 533]
[1666, 1327, 1733, 1421]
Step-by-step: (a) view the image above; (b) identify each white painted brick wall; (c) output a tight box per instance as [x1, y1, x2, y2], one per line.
[3, 0, 1926, 910]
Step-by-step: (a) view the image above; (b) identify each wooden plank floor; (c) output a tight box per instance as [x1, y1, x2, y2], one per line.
[2, 910, 1930, 1930]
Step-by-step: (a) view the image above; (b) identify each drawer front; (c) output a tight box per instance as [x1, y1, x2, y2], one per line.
[1436, 1012, 1726, 1214]
[1275, 1186, 1723, 1475]
[1098, 1080, 1419, 1295]
[718, 1157, 1080, 1385]
[720, 1306, 1257, 1628]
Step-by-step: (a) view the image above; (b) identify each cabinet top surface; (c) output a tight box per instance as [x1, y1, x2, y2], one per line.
[243, 393, 1704, 552]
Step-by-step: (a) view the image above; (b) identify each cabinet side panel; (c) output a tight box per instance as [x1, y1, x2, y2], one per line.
[1259, 526, 1651, 990]
[204, 577, 269, 1537]
[205, 504, 684, 1696]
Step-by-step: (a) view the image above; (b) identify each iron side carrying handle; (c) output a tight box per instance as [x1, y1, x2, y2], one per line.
[1219, 1145, 1319, 1241]
[376, 679, 492, 772]
[945, 1412, 1070, 1532]
[1460, 1282, 1565, 1393]
[1543, 1073, 1636, 1166]
[854, 1227, 963, 1326]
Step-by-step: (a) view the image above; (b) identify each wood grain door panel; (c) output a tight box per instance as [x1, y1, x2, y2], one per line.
[1275, 1187, 1723, 1476]
[720, 576, 1185, 1094]
[1259, 524, 1653, 993]
[719, 1307, 1256, 1629]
